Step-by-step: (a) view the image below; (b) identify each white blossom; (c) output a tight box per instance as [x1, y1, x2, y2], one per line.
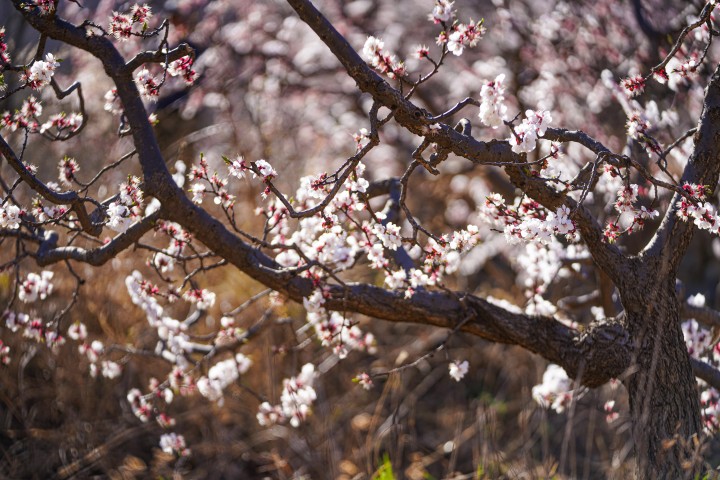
[479, 74, 508, 128]
[449, 360, 469, 381]
[0, 204, 21, 229]
[532, 364, 573, 413]
[28, 53, 59, 89]
[106, 202, 132, 233]
[18, 271, 54, 303]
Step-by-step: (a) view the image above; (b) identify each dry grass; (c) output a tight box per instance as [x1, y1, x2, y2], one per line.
[0, 257, 633, 479]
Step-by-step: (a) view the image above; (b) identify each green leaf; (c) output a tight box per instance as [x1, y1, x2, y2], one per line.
[373, 453, 395, 480]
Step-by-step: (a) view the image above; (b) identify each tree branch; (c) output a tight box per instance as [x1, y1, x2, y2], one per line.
[34, 211, 160, 266]
[682, 303, 720, 329]
[691, 357, 720, 392]
[0, 133, 101, 236]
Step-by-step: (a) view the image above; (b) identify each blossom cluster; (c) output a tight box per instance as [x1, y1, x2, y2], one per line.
[0, 27, 10, 65]
[106, 176, 143, 233]
[354, 372, 373, 390]
[134, 68, 160, 101]
[165, 55, 198, 85]
[257, 363, 317, 428]
[362, 37, 406, 79]
[88, 344, 122, 378]
[675, 183, 720, 234]
[603, 184, 659, 242]
[159, 433, 190, 457]
[625, 112, 660, 154]
[2, 96, 42, 132]
[508, 109, 552, 154]
[478, 74, 508, 128]
[303, 290, 376, 358]
[126, 372, 194, 446]
[1, 96, 82, 137]
[127, 383, 177, 427]
[352, 128, 371, 151]
[24, 53, 59, 90]
[151, 220, 192, 273]
[125, 270, 198, 368]
[383, 225, 482, 298]
[515, 241, 589, 316]
[40, 112, 83, 136]
[189, 155, 277, 207]
[225, 156, 277, 182]
[18, 270, 54, 303]
[33, 194, 71, 225]
[104, 88, 122, 115]
[620, 75, 645, 97]
[263, 162, 368, 271]
[23, 0, 55, 15]
[58, 156, 80, 185]
[215, 316, 246, 342]
[109, 4, 153, 40]
[660, 56, 698, 92]
[63, 320, 120, 379]
[604, 400, 619, 423]
[480, 194, 577, 245]
[182, 288, 216, 310]
[252, 154, 490, 303]
[622, 45, 699, 96]
[4, 310, 65, 352]
[445, 20, 485, 56]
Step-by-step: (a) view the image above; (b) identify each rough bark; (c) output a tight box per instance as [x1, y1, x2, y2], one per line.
[621, 278, 703, 479]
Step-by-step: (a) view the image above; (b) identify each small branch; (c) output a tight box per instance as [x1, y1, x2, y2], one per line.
[78, 150, 137, 190]
[427, 97, 480, 123]
[265, 103, 380, 219]
[48, 77, 87, 140]
[124, 42, 194, 73]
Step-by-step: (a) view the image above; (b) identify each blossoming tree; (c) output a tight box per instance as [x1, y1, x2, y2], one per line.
[3, 0, 720, 477]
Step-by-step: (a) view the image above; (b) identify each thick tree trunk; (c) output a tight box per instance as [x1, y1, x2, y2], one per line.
[621, 278, 702, 479]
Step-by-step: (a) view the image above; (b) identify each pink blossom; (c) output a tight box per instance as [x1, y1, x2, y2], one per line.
[159, 433, 190, 457]
[362, 36, 406, 79]
[134, 68, 160, 100]
[355, 372, 373, 390]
